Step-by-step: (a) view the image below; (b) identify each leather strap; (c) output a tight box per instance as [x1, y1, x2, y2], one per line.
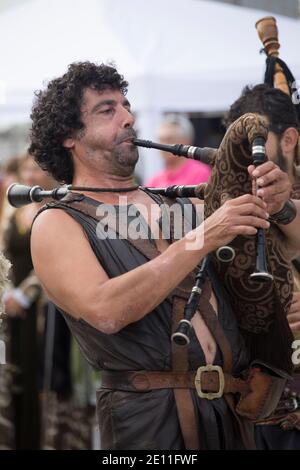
[101, 369, 249, 396]
[165, 193, 202, 450]
[172, 297, 199, 450]
[197, 281, 233, 373]
[156, 194, 234, 373]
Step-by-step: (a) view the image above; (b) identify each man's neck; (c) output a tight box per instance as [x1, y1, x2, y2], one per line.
[72, 162, 136, 189]
[72, 174, 136, 189]
[71, 169, 138, 204]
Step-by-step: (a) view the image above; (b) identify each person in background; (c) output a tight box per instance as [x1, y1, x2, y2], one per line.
[145, 114, 211, 187]
[224, 83, 300, 449]
[224, 84, 300, 339]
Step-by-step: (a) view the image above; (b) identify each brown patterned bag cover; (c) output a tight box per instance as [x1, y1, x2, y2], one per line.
[195, 113, 294, 372]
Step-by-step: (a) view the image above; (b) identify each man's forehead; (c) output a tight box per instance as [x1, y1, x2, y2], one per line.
[82, 87, 123, 106]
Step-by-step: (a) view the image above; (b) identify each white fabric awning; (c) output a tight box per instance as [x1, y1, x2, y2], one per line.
[0, 0, 299, 128]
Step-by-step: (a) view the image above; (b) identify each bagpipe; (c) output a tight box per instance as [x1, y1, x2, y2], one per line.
[135, 113, 294, 374]
[256, 16, 300, 166]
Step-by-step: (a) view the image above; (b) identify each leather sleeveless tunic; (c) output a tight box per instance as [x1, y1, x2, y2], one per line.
[35, 193, 250, 449]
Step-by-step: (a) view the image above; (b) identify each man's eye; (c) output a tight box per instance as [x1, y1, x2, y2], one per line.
[101, 108, 114, 114]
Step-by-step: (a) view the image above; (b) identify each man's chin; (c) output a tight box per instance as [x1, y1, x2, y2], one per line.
[115, 148, 139, 169]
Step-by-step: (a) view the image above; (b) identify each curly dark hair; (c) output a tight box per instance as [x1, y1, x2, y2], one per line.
[29, 62, 128, 183]
[223, 84, 299, 134]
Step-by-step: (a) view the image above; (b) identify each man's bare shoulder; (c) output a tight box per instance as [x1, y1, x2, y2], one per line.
[32, 207, 83, 234]
[31, 207, 86, 252]
[31, 206, 109, 322]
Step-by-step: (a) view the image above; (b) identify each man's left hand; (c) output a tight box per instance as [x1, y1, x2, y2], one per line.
[248, 162, 292, 215]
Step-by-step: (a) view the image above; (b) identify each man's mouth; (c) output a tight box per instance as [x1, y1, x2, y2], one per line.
[117, 131, 137, 145]
[121, 137, 135, 144]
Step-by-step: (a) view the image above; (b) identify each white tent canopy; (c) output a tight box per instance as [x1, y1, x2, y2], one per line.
[0, 0, 300, 179]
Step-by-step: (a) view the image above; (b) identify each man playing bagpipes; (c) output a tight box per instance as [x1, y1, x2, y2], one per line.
[224, 84, 300, 449]
[24, 61, 300, 450]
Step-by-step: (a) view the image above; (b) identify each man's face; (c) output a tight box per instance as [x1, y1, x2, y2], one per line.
[265, 131, 287, 172]
[74, 87, 138, 176]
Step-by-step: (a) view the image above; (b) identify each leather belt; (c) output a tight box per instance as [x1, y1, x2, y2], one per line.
[101, 367, 250, 400]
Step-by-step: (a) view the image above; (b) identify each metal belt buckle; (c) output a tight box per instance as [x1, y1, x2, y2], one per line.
[195, 364, 225, 400]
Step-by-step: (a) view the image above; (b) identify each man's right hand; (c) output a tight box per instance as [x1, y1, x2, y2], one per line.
[202, 194, 270, 252]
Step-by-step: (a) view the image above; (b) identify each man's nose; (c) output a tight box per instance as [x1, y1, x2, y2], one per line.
[121, 107, 135, 128]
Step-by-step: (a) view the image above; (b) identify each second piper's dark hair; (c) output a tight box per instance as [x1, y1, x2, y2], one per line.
[223, 84, 299, 133]
[29, 62, 128, 183]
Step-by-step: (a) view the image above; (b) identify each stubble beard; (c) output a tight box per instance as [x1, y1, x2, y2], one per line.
[275, 143, 288, 173]
[111, 144, 139, 176]
[79, 132, 139, 177]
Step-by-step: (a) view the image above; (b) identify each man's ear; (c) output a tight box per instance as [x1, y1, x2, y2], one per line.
[63, 137, 75, 150]
[281, 127, 299, 153]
